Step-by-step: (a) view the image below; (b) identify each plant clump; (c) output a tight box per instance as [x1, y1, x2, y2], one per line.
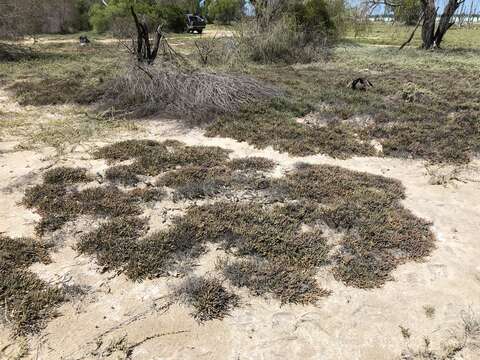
[206, 100, 376, 158]
[175, 276, 239, 321]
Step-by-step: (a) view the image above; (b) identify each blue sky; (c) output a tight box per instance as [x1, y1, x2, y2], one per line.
[350, 0, 480, 14]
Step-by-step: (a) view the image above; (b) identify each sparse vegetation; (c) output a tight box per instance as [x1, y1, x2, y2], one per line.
[4, 11, 479, 353]
[24, 145, 435, 298]
[399, 325, 411, 339]
[400, 309, 480, 359]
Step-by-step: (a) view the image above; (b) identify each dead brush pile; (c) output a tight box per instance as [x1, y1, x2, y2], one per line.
[99, 66, 280, 122]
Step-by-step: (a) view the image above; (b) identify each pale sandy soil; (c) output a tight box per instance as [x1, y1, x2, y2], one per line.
[1, 112, 480, 360]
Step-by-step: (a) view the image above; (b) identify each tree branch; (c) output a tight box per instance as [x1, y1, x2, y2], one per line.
[399, 11, 425, 50]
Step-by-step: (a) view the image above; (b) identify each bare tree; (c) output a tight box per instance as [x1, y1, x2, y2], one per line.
[130, 6, 163, 64]
[367, 0, 466, 49]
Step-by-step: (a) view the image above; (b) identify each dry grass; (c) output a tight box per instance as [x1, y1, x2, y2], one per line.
[8, 78, 105, 106]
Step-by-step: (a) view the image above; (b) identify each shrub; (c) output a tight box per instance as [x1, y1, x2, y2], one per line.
[236, 15, 328, 64]
[235, 0, 343, 64]
[291, 0, 336, 40]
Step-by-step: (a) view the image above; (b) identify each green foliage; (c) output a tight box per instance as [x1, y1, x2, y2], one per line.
[392, 0, 423, 26]
[89, 0, 156, 34]
[156, 4, 186, 33]
[236, 0, 343, 64]
[72, 0, 95, 31]
[291, 0, 336, 38]
[88, 0, 192, 33]
[208, 0, 243, 24]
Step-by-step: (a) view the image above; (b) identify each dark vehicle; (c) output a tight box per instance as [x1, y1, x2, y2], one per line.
[185, 14, 206, 34]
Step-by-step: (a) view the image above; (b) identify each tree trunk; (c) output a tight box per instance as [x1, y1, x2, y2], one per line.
[131, 7, 162, 65]
[421, 0, 437, 49]
[433, 0, 462, 47]
[420, 0, 462, 49]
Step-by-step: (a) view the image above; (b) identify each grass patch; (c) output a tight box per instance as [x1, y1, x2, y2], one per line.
[8, 77, 105, 106]
[42, 166, 91, 185]
[206, 44, 480, 163]
[105, 165, 140, 186]
[94, 139, 231, 176]
[157, 157, 277, 201]
[0, 236, 63, 336]
[281, 164, 434, 288]
[228, 157, 277, 172]
[76, 216, 148, 276]
[221, 258, 330, 304]
[175, 276, 239, 321]
[323, 189, 434, 287]
[77, 215, 205, 280]
[206, 100, 376, 158]
[23, 184, 144, 235]
[283, 163, 405, 204]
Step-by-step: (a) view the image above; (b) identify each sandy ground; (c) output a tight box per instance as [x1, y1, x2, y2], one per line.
[1, 116, 480, 359]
